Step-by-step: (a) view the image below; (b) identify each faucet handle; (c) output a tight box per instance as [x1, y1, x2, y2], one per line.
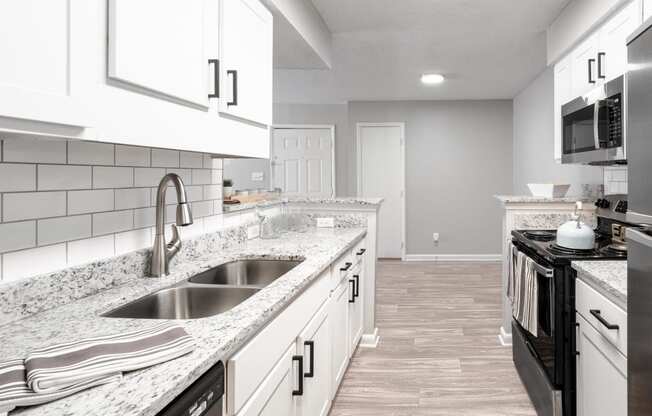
[166, 224, 182, 260]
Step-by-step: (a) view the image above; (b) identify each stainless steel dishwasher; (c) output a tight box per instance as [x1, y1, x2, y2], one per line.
[157, 362, 224, 416]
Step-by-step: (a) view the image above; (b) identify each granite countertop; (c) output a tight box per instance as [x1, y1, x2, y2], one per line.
[1, 227, 366, 416]
[572, 260, 627, 311]
[495, 195, 595, 204]
[286, 196, 384, 206]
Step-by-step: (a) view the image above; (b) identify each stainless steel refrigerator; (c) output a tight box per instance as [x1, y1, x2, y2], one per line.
[627, 20, 652, 416]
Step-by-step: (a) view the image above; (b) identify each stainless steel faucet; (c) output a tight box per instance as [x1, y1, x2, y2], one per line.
[150, 173, 193, 277]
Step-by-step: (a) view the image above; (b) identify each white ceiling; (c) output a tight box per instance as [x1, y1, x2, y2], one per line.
[274, 0, 571, 103]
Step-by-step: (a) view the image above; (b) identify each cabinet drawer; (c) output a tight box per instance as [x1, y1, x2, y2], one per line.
[353, 238, 367, 265]
[331, 251, 354, 291]
[227, 270, 329, 415]
[576, 278, 627, 356]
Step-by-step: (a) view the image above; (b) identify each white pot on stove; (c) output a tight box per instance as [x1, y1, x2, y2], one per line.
[556, 201, 595, 250]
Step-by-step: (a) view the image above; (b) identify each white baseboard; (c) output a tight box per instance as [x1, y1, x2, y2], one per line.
[404, 254, 501, 262]
[498, 325, 512, 346]
[359, 328, 380, 348]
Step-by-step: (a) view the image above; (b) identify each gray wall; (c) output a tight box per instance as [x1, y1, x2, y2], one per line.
[513, 68, 603, 195]
[222, 158, 271, 191]
[273, 103, 352, 196]
[348, 101, 514, 256]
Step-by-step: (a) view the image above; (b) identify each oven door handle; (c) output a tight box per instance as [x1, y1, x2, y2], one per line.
[593, 101, 602, 150]
[511, 246, 554, 278]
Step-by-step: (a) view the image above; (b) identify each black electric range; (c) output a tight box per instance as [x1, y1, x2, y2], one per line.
[510, 210, 630, 416]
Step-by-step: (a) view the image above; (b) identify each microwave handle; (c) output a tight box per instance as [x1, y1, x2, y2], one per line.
[593, 101, 601, 150]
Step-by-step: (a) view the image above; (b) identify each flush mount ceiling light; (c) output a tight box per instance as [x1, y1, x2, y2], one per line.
[421, 73, 445, 85]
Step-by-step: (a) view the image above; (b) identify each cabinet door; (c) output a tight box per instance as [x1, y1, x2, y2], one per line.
[0, 0, 89, 127]
[219, 0, 273, 126]
[349, 269, 364, 352]
[330, 278, 350, 397]
[599, 1, 641, 82]
[236, 344, 297, 416]
[108, 0, 210, 108]
[571, 33, 600, 97]
[554, 55, 573, 162]
[576, 314, 627, 416]
[645, 0, 652, 20]
[297, 303, 331, 416]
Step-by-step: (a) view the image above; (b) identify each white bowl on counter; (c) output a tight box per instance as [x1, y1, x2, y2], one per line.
[527, 183, 571, 198]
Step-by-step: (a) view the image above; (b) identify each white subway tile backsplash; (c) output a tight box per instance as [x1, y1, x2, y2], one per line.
[179, 152, 203, 168]
[135, 168, 166, 187]
[68, 141, 114, 165]
[38, 215, 91, 246]
[38, 165, 91, 191]
[177, 218, 204, 239]
[151, 149, 179, 168]
[0, 164, 36, 192]
[203, 215, 223, 232]
[3, 192, 66, 221]
[214, 199, 223, 213]
[2, 244, 67, 281]
[115, 228, 151, 255]
[2, 138, 66, 164]
[192, 169, 211, 185]
[93, 166, 134, 189]
[204, 185, 222, 201]
[0, 221, 36, 253]
[68, 190, 114, 215]
[165, 168, 192, 185]
[115, 188, 151, 210]
[115, 145, 151, 167]
[187, 185, 204, 202]
[67, 235, 115, 266]
[191, 200, 214, 218]
[134, 207, 156, 228]
[93, 210, 133, 236]
[211, 169, 223, 185]
[210, 159, 223, 170]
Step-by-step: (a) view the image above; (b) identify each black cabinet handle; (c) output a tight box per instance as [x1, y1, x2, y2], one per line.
[227, 70, 238, 106]
[588, 58, 596, 84]
[356, 248, 366, 256]
[353, 274, 360, 298]
[348, 279, 356, 303]
[208, 59, 219, 99]
[590, 309, 619, 330]
[304, 341, 314, 378]
[597, 52, 606, 79]
[340, 262, 352, 272]
[292, 355, 303, 396]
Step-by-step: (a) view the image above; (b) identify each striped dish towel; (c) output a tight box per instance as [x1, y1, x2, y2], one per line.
[0, 359, 121, 413]
[0, 323, 194, 411]
[511, 252, 539, 337]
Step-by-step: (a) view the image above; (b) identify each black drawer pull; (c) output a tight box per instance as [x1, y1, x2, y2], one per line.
[292, 355, 303, 396]
[227, 70, 238, 106]
[208, 59, 219, 99]
[349, 279, 356, 303]
[340, 262, 352, 272]
[353, 274, 360, 298]
[304, 341, 314, 378]
[356, 249, 366, 256]
[589, 309, 619, 330]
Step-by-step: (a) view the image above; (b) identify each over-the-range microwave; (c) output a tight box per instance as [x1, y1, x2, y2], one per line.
[561, 75, 626, 165]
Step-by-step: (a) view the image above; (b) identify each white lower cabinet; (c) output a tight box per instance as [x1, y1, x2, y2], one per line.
[330, 276, 351, 397]
[227, 242, 369, 416]
[296, 302, 331, 416]
[576, 313, 627, 416]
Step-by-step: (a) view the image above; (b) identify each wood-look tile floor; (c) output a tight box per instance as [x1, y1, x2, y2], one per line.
[329, 261, 536, 416]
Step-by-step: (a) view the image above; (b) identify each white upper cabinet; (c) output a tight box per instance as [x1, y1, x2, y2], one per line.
[570, 33, 600, 97]
[598, 0, 641, 82]
[0, 0, 89, 128]
[645, 0, 652, 20]
[107, 0, 211, 108]
[219, 0, 273, 126]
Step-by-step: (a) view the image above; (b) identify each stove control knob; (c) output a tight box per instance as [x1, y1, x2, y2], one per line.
[614, 200, 628, 214]
[595, 199, 611, 209]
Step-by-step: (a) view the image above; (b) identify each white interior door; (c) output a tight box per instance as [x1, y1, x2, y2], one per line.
[272, 127, 334, 197]
[357, 123, 404, 259]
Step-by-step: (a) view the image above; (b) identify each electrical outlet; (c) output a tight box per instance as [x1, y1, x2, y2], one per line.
[433, 233, 440, 246]
[316, 217, 335, 228]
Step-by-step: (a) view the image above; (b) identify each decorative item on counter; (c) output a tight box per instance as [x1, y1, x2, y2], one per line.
[527, 183, 571, 198]
[223, 179, 234, 198]
[556, 201, 596, 250]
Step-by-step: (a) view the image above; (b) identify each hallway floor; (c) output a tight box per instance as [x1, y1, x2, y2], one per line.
[329, 261, 537, 415]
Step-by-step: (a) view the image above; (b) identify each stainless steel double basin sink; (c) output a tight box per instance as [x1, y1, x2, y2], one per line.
[103, 259, 302, 320]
